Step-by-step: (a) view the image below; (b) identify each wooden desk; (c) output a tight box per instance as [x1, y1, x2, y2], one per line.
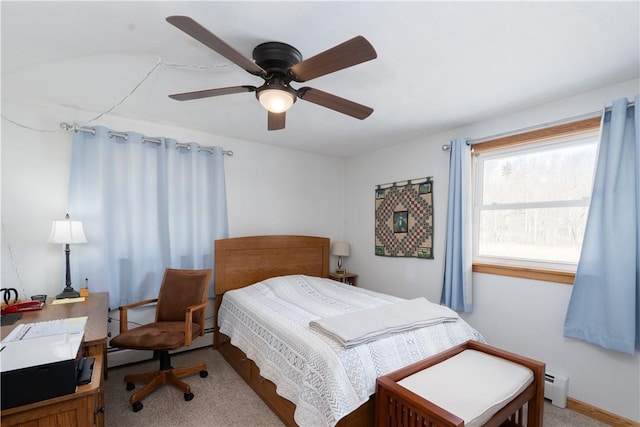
[1, 293, 108, 427]
[1, 293, 109, 373]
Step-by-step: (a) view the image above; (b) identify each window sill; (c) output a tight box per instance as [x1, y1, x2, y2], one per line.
[472, 263, 575, 285]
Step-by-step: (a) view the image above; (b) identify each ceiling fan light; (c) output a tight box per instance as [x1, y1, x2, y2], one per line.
[258, 88, 296, 113]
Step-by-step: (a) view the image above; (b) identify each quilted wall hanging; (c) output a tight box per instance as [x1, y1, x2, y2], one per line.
[375, 177, 434, 258]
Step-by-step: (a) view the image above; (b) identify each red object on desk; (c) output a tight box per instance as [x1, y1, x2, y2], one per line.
[1, 300, 43, 315]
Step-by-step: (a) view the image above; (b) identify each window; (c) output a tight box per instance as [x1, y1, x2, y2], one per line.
[472, 117, 601, 282]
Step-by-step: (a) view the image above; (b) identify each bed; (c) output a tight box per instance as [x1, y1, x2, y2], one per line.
[213, 235, 485, 427]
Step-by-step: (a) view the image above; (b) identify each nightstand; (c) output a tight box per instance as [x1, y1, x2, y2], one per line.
[329, 272, 358, 286]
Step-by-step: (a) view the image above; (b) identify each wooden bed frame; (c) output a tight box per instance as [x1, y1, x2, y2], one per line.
[213, 235, 543, 427]
[213, 235, 374, 426]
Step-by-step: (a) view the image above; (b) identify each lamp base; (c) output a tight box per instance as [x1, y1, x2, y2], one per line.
[56, 287, 80, 299]
[335, 268, 346, 275]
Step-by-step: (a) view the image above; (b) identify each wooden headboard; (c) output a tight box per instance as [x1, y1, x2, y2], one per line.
[213, 235, 330, 298]
[211, 235, 375, 426]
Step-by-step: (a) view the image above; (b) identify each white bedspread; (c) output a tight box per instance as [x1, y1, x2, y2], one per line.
[309, 297, 460, 348]
[218, 275, 484, 427]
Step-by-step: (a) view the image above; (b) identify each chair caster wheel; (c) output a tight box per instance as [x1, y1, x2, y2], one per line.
[126, 382, 135, 391]
[200, 370, 208, 378]
[184, 392, 194, 401]
[132, 401, 143, 412]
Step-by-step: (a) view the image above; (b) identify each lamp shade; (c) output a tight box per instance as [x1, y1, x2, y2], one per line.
[258, 88, 296, 113]
[331, 241, 350, 257]
[48, 215, 87, 244]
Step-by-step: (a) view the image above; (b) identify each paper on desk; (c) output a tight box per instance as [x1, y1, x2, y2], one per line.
[1, 316, 88, 343]
[51, 297, 86, 305]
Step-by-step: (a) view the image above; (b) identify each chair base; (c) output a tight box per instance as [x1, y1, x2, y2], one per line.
[124, 351, 207, 408]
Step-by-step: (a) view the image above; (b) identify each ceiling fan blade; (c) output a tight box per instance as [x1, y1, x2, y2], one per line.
[166, 16, 266, 77]
[298, 87, 373, 120]
[169, 86, 256, 101]
[289, 36, 377, 82]
[268, 111, 286, 131]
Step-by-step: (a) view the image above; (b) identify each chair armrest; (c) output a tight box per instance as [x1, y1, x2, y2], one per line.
[183, 301, 209, 346]
[118, 298, 159, 333]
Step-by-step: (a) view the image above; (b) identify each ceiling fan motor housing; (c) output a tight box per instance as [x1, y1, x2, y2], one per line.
[253, 42, 302, 108]
[252, 42, 303, 77]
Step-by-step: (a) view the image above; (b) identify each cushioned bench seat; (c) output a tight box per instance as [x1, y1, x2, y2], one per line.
[397, 349, 533, 427]
[375, 340, 545, 427]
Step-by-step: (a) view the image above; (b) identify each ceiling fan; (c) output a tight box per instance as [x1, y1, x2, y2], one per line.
[166, 16, 377, 131]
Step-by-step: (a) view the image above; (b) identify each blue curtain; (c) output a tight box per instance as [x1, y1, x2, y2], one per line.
[67, 125, 228, 309]
[441, 137, 473, 312]
[564, 95, 639, 354]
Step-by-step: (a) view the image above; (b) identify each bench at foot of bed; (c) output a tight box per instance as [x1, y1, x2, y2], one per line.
[375, 340, 545, 427]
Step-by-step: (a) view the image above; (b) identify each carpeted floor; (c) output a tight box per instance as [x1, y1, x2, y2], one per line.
[104, 347, 611, 426]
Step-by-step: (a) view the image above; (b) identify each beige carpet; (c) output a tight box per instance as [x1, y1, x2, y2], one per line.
[104, 347, 610, 427]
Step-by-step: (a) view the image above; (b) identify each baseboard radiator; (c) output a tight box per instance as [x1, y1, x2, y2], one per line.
[544, 370, 568, 408]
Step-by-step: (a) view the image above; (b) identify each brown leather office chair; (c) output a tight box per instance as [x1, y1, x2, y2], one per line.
[109, 268, 212, 412]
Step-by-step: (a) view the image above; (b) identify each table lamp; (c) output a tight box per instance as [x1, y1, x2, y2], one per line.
[48, 214, 87, 299]
[331, 241, 350, 275]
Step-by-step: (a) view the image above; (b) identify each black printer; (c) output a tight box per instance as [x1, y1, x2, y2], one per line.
[1, 332, 87, 409]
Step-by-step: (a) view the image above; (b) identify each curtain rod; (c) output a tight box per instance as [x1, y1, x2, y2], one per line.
[441, 100, 634, 151]
[59, 122, 233, 156]
[376, 176, 432, 189]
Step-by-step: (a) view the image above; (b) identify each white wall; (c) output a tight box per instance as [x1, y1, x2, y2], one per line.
[1, 101, 345, 305]
[3, 80, 639, 421]
[344, 79, 640, 422]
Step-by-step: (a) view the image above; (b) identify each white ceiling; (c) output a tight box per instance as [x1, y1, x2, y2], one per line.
[2, 1, 639, 157]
